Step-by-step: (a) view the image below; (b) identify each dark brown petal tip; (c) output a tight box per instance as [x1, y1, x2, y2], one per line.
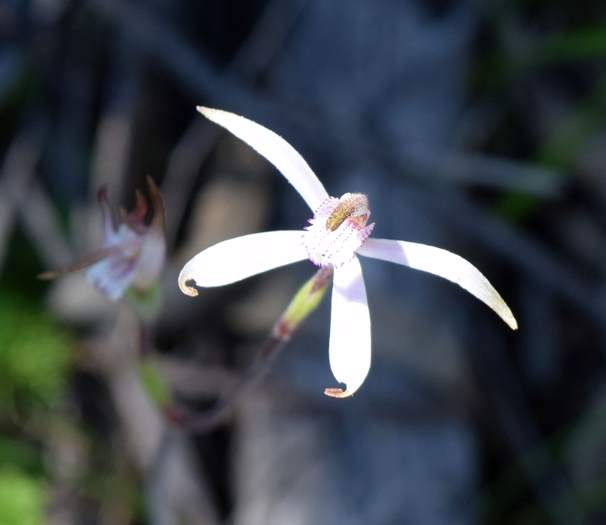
[146, 175, 166, 234]
[133, 189, 148, 221]
[323, 387, 351, 399]
[178, 276, 200, 297]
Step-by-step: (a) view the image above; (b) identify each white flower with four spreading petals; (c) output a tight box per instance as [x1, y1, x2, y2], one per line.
[179, 107, 517, 398]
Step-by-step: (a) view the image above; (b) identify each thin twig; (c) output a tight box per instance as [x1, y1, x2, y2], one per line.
[0, 123, 45, 271]
[90, 0, 562, 197]
[419, 186, 606, 326]
[89, 31, 140, 201]
[89, 307, 220, 525]
[19, 179, 72, 269]
[162, 0, 309, 244]
[171, 332, 288, 433]
[169, 265, 332, 432]
[145, 429, 176, 525]
[162, 121, 220, 244]
[470, 321, 583, 525]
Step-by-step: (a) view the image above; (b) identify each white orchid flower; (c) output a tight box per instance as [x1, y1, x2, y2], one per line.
[179, 107, 517, 398]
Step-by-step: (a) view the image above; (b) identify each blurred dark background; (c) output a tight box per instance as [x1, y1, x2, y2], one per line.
[2, 0, 606, 523]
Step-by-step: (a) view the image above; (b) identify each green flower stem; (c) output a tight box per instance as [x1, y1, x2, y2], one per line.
[126, 282, 163, 324]
[272, 267, 332, 341]
[169, 268, 332, 432]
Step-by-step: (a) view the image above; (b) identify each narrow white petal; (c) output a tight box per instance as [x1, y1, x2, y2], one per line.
[325, 257, 371, 398]
[197, 106, 329, 211]
[178, 231, 308, 295]
[358, 238, 518, 330]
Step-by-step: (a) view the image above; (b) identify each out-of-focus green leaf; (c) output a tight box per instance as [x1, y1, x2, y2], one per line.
[139, 360, 170, 408]
[0, 468, 46, 525]
[497, 72, 606, 221]
[537, 27, 606, 64]
[0, 437, 43, 474]
[0, 296, 72, 414]
[127, 282, 163, 324]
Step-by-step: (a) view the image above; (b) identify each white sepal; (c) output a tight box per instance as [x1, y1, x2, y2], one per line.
[178, 230, 309, 295]
[325, 256, 371, 398]
[358, 238, 518, 330]
[197, 107, 329, 211]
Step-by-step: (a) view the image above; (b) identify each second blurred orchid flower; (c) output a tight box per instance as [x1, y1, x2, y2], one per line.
[179, 107, 517, 398]
[41, 177, 166, 303]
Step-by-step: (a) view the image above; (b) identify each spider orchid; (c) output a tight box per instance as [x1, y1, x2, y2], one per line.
[179, 107, 517, 398]
[41, 177, 166, 303]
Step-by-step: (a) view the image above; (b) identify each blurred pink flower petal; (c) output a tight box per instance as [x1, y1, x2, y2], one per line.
[42, 178, 166, 302]
[86, 178, 166, 300]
